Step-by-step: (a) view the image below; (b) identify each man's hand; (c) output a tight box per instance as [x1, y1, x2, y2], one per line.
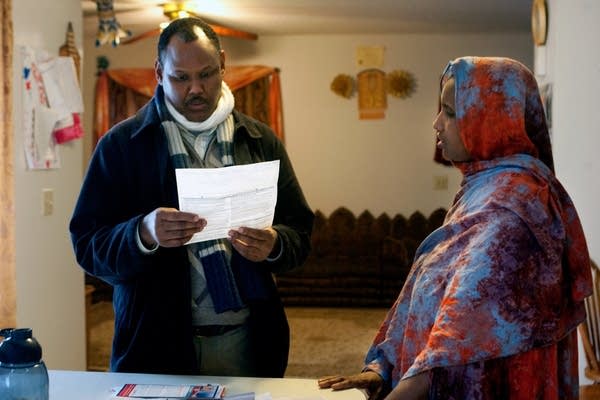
[318, 371, 385, 400]
[140, 207, 206, 248]
[228, 227, 278, 262]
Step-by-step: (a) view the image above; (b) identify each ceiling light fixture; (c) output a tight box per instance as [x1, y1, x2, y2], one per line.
[163, 2, 193, 22]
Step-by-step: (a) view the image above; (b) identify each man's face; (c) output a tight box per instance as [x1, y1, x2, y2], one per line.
[155, 32, 225, 122]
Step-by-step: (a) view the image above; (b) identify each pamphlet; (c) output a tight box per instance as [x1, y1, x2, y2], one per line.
[114, 383, 226, 399]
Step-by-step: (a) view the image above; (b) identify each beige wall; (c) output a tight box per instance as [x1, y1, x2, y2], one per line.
[12, 0, 85, 369]
[538, 0, 600, 385]
[541, 0, 600, 272]
[83, 32, 532, 218]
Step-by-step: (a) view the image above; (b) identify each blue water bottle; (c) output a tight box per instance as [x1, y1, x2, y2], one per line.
[0, 328, 49, 400]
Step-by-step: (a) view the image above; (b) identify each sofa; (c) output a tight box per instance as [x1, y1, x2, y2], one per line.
[86, 206, 448, 309]
[276, 206, 447, 308]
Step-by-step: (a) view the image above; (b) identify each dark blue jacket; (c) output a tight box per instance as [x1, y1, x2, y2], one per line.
[69, 97, 314, 377]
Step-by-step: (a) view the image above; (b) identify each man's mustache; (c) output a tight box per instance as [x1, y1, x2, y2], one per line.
[185, 96, 207, 106]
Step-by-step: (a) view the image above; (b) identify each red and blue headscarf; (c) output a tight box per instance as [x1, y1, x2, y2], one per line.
[442, 56, 553, 171]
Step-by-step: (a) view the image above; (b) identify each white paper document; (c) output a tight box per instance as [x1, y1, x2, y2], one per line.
[176, 160, 280, 244]
[37, 56, 84, 115]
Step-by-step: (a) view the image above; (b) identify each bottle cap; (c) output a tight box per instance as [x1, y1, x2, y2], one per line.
[0, 328, 43, 366]
[0, 328, 14, 338]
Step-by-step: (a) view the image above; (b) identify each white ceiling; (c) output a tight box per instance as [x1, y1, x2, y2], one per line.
[82, 0, 533, 39]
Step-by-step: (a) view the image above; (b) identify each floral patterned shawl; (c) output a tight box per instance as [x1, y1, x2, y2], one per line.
[364, 57, 592, 396]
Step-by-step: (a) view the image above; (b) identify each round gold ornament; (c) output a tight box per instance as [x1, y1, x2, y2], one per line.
[330, 74, 356, 99]
[386, 70, 417, 99]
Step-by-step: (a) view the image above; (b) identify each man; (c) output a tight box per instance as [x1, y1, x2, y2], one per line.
[70, 17, 313, 378]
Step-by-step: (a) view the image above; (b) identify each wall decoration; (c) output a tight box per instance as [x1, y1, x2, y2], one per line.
[59, 22, 81, 82]
[330, 74, 355, 99]
[330, 68, 417, 120]
[21, 47, 60, 169]
[356, 46, 385, 68]
[357, 68, 387, 120]
[386, 69, 417, 99]
[331, 46, 416, 120]
[21, 46, 84, 169]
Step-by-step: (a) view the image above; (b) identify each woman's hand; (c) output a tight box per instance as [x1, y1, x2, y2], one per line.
[318, 371, 385, 400]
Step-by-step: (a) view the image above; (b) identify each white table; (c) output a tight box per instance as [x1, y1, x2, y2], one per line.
[49, 370, 365, 400]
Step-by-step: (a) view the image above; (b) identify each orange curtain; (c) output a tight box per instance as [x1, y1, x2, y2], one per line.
[93, 65, 284, 144]
[93, 72, 109, 147]
[0, 0, 16, 328]
[268, 71, 284, 143]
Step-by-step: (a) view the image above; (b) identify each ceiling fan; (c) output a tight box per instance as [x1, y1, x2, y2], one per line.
[89, 0, 258, 47]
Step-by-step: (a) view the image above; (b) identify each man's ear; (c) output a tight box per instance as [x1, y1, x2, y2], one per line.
[154, 58, 163, 85]
[219, 50, 226, 75]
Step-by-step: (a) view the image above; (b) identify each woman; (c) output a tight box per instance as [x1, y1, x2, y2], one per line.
[318, 57, 592, 399]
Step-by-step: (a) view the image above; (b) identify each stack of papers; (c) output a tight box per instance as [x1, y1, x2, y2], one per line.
[175, 160, 280, 244]
[113, 383, 226, 399]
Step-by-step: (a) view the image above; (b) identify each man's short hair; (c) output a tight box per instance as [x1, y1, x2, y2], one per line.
[157, 17, 222, 65]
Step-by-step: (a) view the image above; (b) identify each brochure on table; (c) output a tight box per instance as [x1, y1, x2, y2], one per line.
[113, 383, 225, 399]
[111, 383, 326, 400]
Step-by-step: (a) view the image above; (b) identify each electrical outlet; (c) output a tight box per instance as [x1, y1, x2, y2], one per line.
[433, 175, 448, 190]
[42, 188, 54, 216]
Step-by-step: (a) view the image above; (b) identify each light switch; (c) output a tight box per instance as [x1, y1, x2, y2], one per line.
[42, 188, 54, 216]
[433, 175, 448, 190]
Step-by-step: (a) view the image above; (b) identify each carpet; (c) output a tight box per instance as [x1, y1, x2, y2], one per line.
[87, 302, 388, 378]
[286, 307, 388, 378]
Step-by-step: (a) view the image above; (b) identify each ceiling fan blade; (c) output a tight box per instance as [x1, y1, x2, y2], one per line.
[120, 20, 258, 45]
[120, 27, 162, 45]
[208, 23, 258, 41]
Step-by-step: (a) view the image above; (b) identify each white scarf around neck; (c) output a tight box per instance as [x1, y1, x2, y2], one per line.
[165, 81, 235, 133]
